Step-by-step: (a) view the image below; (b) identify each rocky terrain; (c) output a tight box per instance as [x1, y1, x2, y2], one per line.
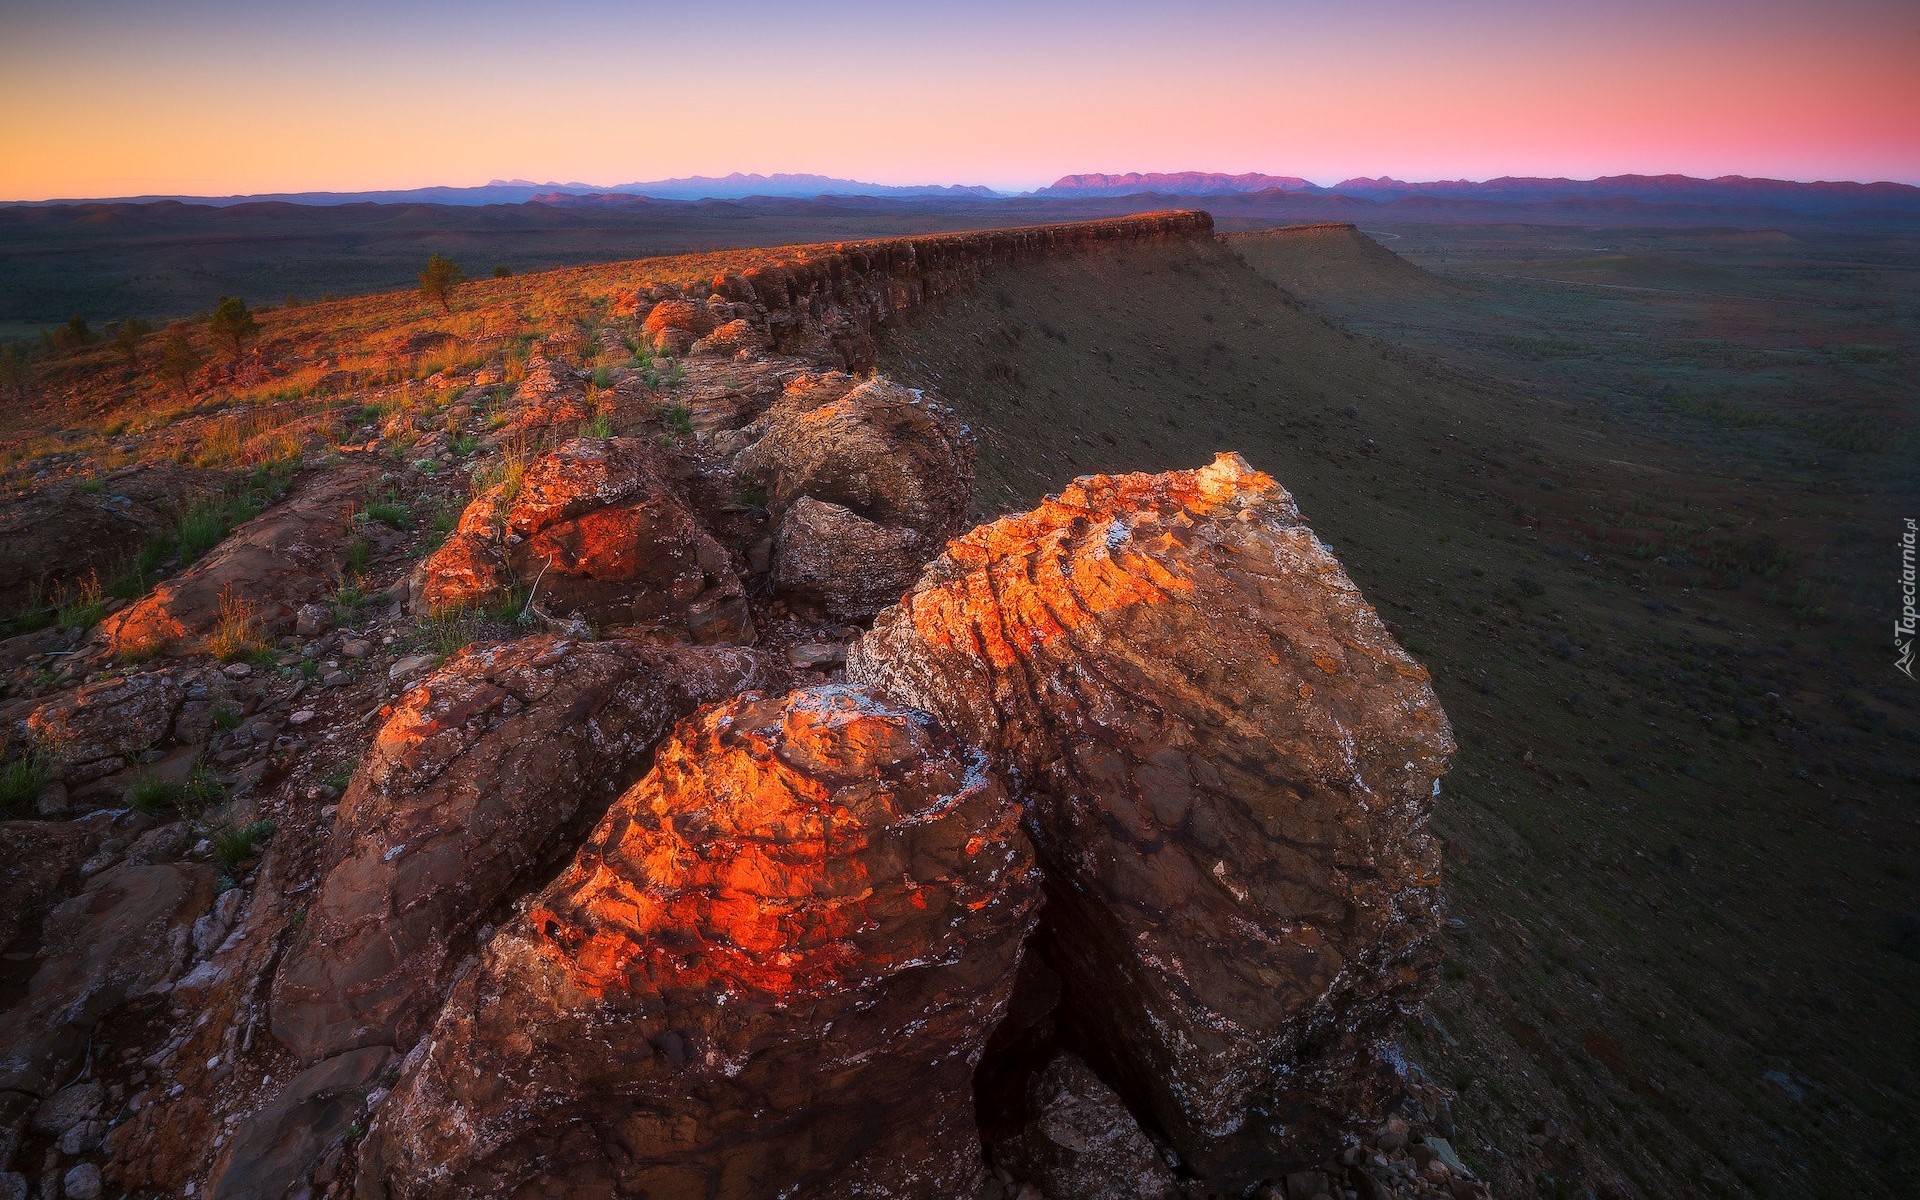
[0, 214, 1490, 1199]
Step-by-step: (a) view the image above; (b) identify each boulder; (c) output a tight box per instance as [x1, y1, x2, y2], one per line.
[357, 685, 1040, 1199]
[0, 861, 218, 1095]
[734, 375, 974, 539]
[6, 670, 185, 784]
[991, 1053, 1181, 1200]
[100, 466, 374, 658]
[848, 453, 1454, 1183]
[642, 299, 715, 354]
[0, 465, 210, 616]
[409, 438, 753, 643]
[734, 375, 975, 617]
[689, 318, 767, 358]
[773, 495, 925, 620]
[270, 636, 774, 1062]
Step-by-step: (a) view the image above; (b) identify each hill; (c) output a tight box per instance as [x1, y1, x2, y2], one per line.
[1223, 222, 1463, 308]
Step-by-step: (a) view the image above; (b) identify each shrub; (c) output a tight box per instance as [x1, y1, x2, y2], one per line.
[492, 265, 512, 279]
[158, 325, 202, 393]
[108, 317, 152, 364]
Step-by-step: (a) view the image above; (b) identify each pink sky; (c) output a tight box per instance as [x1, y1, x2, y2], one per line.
[2, 0, 1915, 199]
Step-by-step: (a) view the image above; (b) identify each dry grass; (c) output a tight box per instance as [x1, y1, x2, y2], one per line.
[207, 585, 265, 662]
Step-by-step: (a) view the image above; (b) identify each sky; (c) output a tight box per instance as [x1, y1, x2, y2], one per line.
[2, 0, 1916, 200]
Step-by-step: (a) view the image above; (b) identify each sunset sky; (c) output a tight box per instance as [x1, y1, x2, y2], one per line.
[2, 0, 1916, 200]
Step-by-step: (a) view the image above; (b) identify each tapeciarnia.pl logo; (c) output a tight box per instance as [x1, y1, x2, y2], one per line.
[1899, 518, 1917, 679]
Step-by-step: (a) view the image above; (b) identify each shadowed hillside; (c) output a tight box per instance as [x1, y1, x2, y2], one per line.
[876, 233, 1920, 1199]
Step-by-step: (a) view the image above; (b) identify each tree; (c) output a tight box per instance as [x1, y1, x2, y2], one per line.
[108, 317, 152, 365]
[492, 264, 512, 279]
[52, 315, 93, 353]
[206, 297, 259, 364]
[159, 325, 204, 394]
[419, 254, 466, 313]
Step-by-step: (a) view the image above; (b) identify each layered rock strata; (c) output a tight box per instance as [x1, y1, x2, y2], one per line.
[849, 453, 1454, 1183]
[270, 636, 773, 1061]
[358, 684, 1040, 1199]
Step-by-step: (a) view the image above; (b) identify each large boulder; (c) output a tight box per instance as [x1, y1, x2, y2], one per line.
[270, 636, 773, 1062]
[357, 684, 1040, 1199]
[642, 299, 715, 355]
[100, 465, 375, 658]
[410, 438, 753, 643]
[6, 670, 185, 785]
[0, 862, 218, 1095]
[848, 453, 1454, 1183]
[734, 376, 975, 618]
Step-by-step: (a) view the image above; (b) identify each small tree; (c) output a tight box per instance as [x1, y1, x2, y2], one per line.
[419, 254, 466, 313]
[207, 297, 260, 364]
[492, 264, 512, 279]
[53, 315, 93, 353]
[159, 325, 204, 394]
[109, 317, 152, 365]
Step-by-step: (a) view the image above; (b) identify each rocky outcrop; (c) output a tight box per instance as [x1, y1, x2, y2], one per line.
[733, 375, 975, 618]
[357, 684, 1040, 1199]
[206, 1046, 393, 1200]
[642, 299, 715, 355]
[270, 636, 773, 1062]
[100, 465, 375, 658]
[0, 861, 218, 1095]
[409, 437, 753, 642]
[6, 670, 185, 784]
[713, 211, 1214, 373]
[0, 466, 210, 615]
[849, 453, 1454, 1184]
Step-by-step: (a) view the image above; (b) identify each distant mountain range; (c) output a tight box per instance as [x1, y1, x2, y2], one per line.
[1039, 172, 1920, 214]
[9, 171, 1917, 216]
[1037, 172, 1317, 197]
[3, 173, 1001, 208]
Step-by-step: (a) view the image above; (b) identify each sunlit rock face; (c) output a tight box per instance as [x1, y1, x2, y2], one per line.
[410, 437, 753, 643]
[358, 684, 1040, 1200]
[849, 452, 1455, 1184]
[271, 636, 774, 1063]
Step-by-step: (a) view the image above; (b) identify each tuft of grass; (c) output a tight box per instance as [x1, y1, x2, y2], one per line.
[211, 819, 276, 872]
[208, 586, 266, 662]
[55, 572, 105, 630]
[212, 701, 241, 730]
[343, 535, 371, 577]
[129, 774, 186, 815]
[417, 606, 481, 660]
[176, 493, 259, 562]
[579, 412, 614, 438]
[591, 366, 612, 389]
[364, 500, 409, 529]
[730, 482, 768, 508]
[450, 433, 477, 456]
[660, 401, 694, 443]
[0, 753, 52, 815]
[471, 440, 528, 504]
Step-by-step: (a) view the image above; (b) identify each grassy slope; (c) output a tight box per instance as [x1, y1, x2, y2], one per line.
[875, 235, 1919, 1199]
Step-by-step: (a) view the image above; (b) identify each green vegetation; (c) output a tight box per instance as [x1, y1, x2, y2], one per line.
[158, 325, 202, 393]
[660, 401, 693, 442]
[0, 753, 51, 815]
[419, 254, 466, 314]
[206, 296, 260, 363]
[211, 819, 276, 873]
